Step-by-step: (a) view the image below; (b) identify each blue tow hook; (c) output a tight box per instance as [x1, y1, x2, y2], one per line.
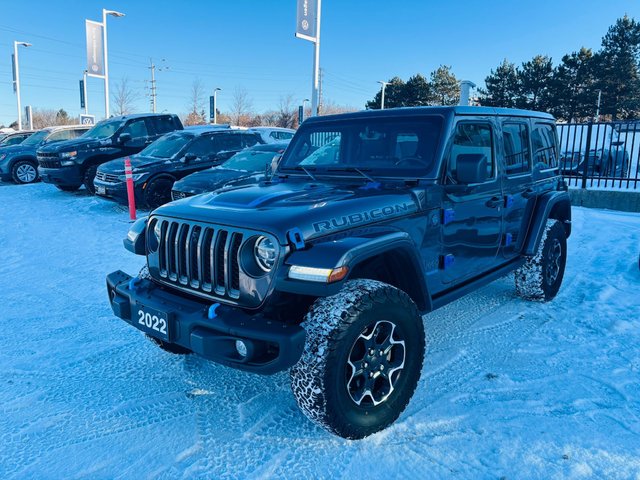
[208, 303, 221, 319]
[128, 276, 143, 291]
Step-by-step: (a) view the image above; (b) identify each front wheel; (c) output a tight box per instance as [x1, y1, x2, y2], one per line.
[515, 219, 567, 301]
[290, 279, 425, 439]
[144, 176, 174, 209]
[11, 160, 39, 184]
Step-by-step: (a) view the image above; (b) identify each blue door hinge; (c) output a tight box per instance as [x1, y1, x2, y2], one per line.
[286, 227, 305, 250]
[442, 208, 455, 225]
[503, 233, 513, 247]
[504, 195, 514, 208]
[439, 254, 455, 270]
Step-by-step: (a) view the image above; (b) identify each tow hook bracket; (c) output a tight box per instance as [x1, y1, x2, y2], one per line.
[287, 227, 305, 250]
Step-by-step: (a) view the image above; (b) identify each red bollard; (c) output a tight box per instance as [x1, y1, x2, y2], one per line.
[124, 156, 136, 221]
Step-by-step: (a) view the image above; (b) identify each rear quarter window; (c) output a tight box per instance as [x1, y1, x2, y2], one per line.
[532, 123, 558, 169]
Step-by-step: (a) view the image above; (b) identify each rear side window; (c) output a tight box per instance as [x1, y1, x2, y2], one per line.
[150, 116, 178, 135]
[532, 123, 558, 169]
[72, 129, 87, 138]
[502, 123, 531, 175]
[447, 122, 494, 182]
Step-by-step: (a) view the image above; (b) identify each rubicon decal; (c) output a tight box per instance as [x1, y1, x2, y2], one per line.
[312, 202, 416, 232]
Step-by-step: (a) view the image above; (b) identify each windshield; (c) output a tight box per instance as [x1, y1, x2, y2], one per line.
[222, 149, 282, 172]
[83, 119, 125, 139]
[140, 132, 192, 158]
[278, 116, 443, 178]
[21, 130, 49, 146]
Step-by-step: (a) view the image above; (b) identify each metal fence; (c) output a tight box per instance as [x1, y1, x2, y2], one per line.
[557, 122, 640, 190]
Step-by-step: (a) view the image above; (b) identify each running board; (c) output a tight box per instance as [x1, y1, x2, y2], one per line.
[430, 258, 526, 311]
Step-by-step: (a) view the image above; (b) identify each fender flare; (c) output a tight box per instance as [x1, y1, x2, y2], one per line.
[523, 191, 571, 256]
[281, 232, 432, 311]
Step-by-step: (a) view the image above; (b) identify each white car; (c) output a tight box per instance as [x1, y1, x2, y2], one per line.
[249, 127, 295, 144]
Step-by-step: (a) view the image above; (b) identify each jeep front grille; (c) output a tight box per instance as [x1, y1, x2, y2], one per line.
[152, 218, 244, 299]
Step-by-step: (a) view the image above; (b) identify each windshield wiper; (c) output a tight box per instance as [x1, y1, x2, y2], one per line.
[327, 167, 376, 182]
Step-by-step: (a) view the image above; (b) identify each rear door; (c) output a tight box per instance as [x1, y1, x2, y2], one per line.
[500, 119, 535, 259]
[440, 119, 503, 285]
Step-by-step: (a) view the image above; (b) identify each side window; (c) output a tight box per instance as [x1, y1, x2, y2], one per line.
[46, 130, 74, 143]
[122, 119, 149, 139]
[502, 123, 531, 175]
[187, 136, 216, 158]
[447, 122, 494, 182]
[532, 123, 558, 169]
[242, 133, 260, 148]
[151, 116, 177, 135]
[72, 129, 88, 138]
[217, 133, 243, 151]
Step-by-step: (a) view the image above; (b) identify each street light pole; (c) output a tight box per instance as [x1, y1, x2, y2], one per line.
[310, 0, 322, 116]
[595, 89, 602, 121]
[102, 8, 125, 119]
[213, 88, 221, 124]
[13, 41, 31, 131]
[378, 81, 389, 109]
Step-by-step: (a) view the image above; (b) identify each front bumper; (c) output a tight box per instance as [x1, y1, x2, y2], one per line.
[38, 165, 83, 186]
[106, 270, 306, 375]
[93, 178, 139, 204]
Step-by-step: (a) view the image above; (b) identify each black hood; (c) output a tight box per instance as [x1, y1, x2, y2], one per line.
[37, 136, 109, 153]
[98, 154, 170, 174]
[155, 179, 426, 244]
[172, 166, 255, 194]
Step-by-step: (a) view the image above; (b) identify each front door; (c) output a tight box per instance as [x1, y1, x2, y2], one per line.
[440, 120, 503, 285]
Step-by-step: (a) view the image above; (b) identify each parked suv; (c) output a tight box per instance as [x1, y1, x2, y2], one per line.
[0, 130, 35, 147]
[94, 128, 263, 208]
[0, 125, 88, 184]
[106, 107, 571, 439]
[249, 126, 295, 144]
[171, 142, 287, 200]
[37, 113, 182, 193]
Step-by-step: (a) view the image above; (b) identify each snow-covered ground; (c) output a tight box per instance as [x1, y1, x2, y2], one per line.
[1, 182, 639, 479]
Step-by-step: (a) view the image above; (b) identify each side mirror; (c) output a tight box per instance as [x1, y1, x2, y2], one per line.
[118, 133, 132, 145]
[456, 153, 488, 184]
[182, 152, 197, 163]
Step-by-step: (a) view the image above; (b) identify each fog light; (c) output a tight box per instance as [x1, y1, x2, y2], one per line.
[235, 340, 248, 357]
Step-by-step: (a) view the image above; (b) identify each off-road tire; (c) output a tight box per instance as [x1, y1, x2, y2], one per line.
[55, 185, 81, 192]
[144, 176, 174, 209]
[290, 279, 425, 439]
[515, 219, 567, 301]
[83, 165, 98, 194]
[11, 160, 39, 184]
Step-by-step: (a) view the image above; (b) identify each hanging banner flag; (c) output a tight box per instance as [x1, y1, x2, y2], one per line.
[79, 80, 86, 108]
[85, 20, 105, 77]
[209, 95, 215, 120]
[11, 54, 16, 92]
[295, 0, 318, 42]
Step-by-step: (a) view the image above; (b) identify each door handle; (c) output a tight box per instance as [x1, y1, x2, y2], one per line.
[522, 188, 535, 199]
[486, 196, 501, 208]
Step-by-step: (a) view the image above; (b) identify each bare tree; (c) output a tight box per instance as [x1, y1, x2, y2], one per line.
[275, 94, 296, 128]
[184, 79, 206, 125]
[111, 77, 136, 116]
[230, 86, 253, 126]
[31, 108, 74, 128]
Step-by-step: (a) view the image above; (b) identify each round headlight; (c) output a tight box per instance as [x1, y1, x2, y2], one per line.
[254, 236, 276, 272]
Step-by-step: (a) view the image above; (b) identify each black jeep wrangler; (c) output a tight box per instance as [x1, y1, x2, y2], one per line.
[37, 113, 182, 193]
[106, 106, 571, 439]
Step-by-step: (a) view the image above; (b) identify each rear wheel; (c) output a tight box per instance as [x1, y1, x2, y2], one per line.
[290, 279, 425, 439]
[11, 160, 39, 184]
[515, 219, 567, 301]
[83, 165, 98, 194]
[144, 176, 174, 209]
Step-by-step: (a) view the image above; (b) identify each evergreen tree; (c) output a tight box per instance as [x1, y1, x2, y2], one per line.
[478, 59, 520, 108]
[595, 15, 640, 119]
[548, 48, 596, 121]
[518, 55, 554, 111]
[404, 74, 431, 106]
[428, 65, 459, 105]
[365, 76, 406, 109]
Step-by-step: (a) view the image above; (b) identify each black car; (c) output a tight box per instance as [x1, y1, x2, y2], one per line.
[94, 127, 263, 208]
[0, 125, 88, 184]
[107, 106, 571, 439]
[37, 113, 183, 194]
[171, 142, 288, 200]
[0, 130, 35, 147]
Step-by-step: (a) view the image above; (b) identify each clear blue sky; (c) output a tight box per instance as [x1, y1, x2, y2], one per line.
[1, 0, 639, 127]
